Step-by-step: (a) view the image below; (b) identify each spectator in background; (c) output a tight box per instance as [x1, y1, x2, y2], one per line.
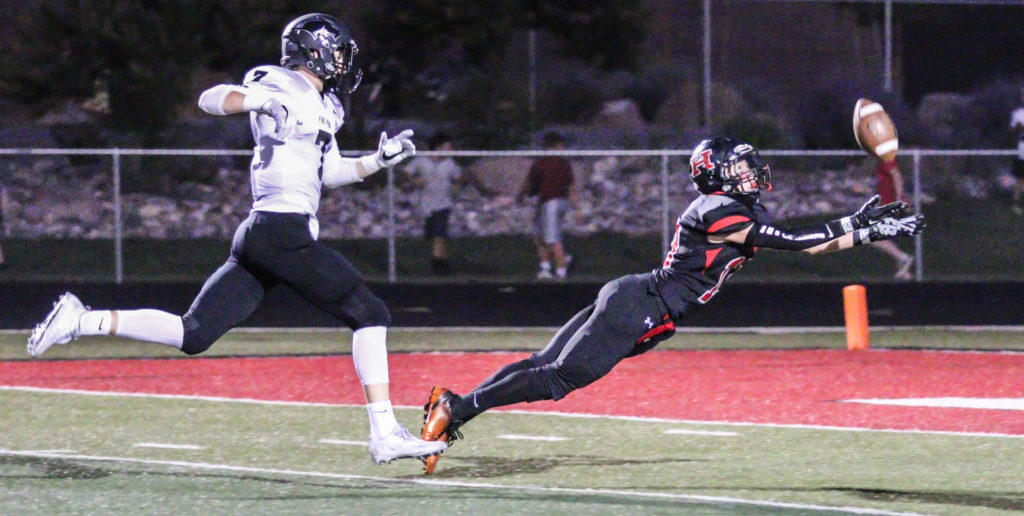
[873, 159, 914, 279]
[518, 131, 581, 280]
[404, 133, 462, 274]
[1010, 87, 1024, 215]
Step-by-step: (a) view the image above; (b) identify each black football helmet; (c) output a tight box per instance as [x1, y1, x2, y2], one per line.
[688, 136, 772, 197]
[281, 13, 362, 94]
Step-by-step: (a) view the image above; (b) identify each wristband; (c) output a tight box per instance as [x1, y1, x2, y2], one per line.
[852, 228, 871, 246]
[359, 154, 384, 175]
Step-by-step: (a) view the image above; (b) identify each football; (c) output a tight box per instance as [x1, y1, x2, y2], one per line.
[852, 98, 899, 163]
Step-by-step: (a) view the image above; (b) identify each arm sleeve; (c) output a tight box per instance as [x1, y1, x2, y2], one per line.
[197, 84, 245, 115]
[744, 222, 841, 251]
[197, 67, 284, 116]
[321, 137, 364, 188]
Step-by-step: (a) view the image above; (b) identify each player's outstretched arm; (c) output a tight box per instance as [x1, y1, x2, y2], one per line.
[719, 212, 925, 255]
[322, 130, 419, 188]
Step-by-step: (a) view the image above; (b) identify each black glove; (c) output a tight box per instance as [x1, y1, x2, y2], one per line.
[868, 214, 926, 241]
[853, 194, 908, 228]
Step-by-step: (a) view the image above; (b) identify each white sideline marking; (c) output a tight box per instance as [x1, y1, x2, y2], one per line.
[0, 449, 923, 516]
[0, 385, 341, 407]
[133, 443, 204, 450]
[496, 434, 567, 442]
[664, 429, 739, 436]
[6, 325, 1024, 336]
[500, 408, 1024, 439]
[318, 439, 366, 447]
[843, 398, 1024, 411]
[2, 385, 1022, 439]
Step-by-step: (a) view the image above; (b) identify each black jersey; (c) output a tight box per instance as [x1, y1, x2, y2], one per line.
[651, 194, 771, 319]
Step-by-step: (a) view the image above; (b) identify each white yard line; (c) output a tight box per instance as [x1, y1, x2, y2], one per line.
[496, 434, 567, 442]
[664, 429, 740, 436]
[0, 448, 924, 516]
[843, 398, 1024, 411]
[133, 442, 204, 450]
[318, 439, 366, 447]
[2, 384, 1022, 439]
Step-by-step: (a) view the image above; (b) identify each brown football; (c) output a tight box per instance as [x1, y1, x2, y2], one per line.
[852, 98, 899, 163]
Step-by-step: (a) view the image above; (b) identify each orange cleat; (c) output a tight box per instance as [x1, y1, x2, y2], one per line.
[420, 386, 463, 474]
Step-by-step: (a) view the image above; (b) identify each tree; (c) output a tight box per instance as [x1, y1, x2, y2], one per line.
[0, 0, 313, 139]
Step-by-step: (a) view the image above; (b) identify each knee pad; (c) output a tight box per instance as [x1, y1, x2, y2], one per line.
[346, 285, 391, 329]
[537, 363, 574, 401]
[180, 312, 216, 355]
[542, 361, 601, 401]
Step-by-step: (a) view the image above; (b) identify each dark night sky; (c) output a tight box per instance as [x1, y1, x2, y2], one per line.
[901, 5, 1024, 101]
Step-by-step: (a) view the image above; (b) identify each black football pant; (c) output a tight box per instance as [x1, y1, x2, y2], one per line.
[179, 211, 390, 354]
[451, 273, 675, 423]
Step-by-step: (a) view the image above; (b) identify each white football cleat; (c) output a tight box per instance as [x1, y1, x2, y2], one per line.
[27, 292, 87, 358]
[368, 423, 447, 465]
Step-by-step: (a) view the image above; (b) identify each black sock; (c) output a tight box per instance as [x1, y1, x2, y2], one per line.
[453, 368, 549, 422]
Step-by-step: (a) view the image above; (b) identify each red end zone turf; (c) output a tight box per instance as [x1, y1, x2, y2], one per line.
[2, 349, 1023, 435]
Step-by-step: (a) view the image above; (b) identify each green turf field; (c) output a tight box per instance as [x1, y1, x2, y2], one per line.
[2, 328, 1023, 515]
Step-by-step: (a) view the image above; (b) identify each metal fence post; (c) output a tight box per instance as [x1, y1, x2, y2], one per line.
[113, 148, 123, 284]
[912, 150, 923, 281]
[660, 152, 670, 256]
[387, 164, 397, 283]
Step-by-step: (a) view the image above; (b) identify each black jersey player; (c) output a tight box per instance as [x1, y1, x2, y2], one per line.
[418, 136, 925, 474]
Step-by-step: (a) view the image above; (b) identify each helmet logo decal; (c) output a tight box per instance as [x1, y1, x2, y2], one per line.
[690, 149, 714, 178]
[311, 27, 336, 46]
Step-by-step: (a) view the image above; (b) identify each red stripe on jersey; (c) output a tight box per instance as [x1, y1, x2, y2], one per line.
[637, 315, 675, 345]
[703, 248, 722, 274]
[707, 215, 751, 234]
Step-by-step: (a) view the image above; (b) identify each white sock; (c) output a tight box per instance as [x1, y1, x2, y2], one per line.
[79, 309, 183, 348]
[539, 261, 551, 272]
[556, 266, 567, 278]
[366, 401, 397, 441]
[353, 326, 397, 439]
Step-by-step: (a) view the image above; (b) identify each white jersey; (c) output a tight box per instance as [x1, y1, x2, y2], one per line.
[240, 65, 362, 219]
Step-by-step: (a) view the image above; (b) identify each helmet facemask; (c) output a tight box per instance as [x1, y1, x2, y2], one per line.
[721, 147, 772, 196]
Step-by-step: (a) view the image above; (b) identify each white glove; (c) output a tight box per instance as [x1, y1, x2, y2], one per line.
[257, 98, 296, 140]
[374, 129, 416, 168]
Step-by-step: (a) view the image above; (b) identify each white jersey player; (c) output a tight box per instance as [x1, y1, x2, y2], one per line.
[27, 13, 446, 466]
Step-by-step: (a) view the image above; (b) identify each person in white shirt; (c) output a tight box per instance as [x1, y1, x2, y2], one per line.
[1010, 87, 1024, 215]
[404, 133, 462, 274]
[26, 13, 446, 466]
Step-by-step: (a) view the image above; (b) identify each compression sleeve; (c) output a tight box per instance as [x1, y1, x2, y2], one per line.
[197, 84, 245, 115]
[321, 138, 364, 188]
[744, 222, 840, 251]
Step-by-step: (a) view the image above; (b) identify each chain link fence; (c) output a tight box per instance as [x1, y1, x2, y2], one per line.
[0, 147, 1018, 283]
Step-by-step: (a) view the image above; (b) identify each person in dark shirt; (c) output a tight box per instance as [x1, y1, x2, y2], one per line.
[517, 131, 581, 280]
[416, 135, 925, 474]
